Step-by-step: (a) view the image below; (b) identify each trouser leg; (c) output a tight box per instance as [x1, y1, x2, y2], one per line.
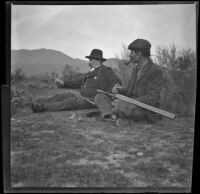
[95, 94, 113, 118]
[35, 92, 74, 104]
[113, 99, 147, 122]
[130, 107, 147, 122]
[95, 94, 147, 121]
[42, 96, 96, 112]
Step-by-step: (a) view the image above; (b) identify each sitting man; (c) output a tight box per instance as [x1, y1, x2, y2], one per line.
[31, 49, 122, 113]
[95, 39, 165, 125]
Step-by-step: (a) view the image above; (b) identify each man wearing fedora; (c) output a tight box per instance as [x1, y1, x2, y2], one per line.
[31, 49, 122, 113]
[95, 39, 165, 125]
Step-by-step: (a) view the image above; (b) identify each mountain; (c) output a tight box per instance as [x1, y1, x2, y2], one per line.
[11, 49, 119, 76]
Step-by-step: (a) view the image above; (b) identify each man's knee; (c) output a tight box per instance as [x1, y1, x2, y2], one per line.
[95, 94, 111, 105]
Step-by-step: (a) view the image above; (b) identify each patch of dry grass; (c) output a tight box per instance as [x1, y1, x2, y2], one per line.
[10, 85, 194, 189]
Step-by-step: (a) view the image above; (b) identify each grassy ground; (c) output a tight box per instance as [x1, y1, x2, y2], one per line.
[10, 86, 194, 190]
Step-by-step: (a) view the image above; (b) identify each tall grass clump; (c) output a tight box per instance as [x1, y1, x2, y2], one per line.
[155, 44, 196, 117]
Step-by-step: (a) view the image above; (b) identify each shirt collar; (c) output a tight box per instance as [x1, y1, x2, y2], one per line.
[90, 64, 102, 72]
[137, 59, 149, 70]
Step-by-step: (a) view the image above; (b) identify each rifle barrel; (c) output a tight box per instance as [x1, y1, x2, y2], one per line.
[115, 94, 176, 119]
[70, 90, 95, 105]
[97, 89, 176, 119]
[97, 89, 114, 97]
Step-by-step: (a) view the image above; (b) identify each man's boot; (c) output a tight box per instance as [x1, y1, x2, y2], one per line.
[31, 102, 46, 113]
[115, 118, 133, 127]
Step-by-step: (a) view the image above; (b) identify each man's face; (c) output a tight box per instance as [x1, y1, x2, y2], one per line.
[88, 58, 101, 69]
[130, 50, 141, 63]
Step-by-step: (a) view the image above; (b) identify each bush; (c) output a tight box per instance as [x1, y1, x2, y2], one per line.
[155, 44, 196, 117]
[61, 64, 80, 82]
[11, 65, 26, 83]
[11, 83, 33, 115]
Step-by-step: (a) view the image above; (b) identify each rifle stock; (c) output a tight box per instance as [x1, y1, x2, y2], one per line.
[97, 89, 176, 119]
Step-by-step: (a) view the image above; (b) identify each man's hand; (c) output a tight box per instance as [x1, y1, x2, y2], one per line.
[54, 78, 64, 88]
[111, 99, 118, 106]
[111, 84, 123, 94]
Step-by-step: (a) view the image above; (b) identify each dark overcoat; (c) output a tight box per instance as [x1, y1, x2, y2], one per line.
[63, 65, 122, 98]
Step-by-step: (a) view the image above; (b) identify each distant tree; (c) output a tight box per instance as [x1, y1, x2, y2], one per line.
[155, 44, 196, 72]
[51, 71, 59, 79]
[11, 65, 26, 83]
[115, 43, 134, 87]
[44, 72, 50, 77]
[61, 64, 79, 81]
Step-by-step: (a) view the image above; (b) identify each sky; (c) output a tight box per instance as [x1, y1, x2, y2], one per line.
[11, 3, 197, 60]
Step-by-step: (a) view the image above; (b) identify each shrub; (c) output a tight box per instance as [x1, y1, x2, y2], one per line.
[11, 65, 26, 83]
[11, 84, 33, 115]
[61, 64, 80, 82]
[155, 44, 196, 117]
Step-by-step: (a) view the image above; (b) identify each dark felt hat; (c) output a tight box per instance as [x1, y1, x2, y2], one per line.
[85, 49, 107, 62]
[128, 39, 151, 51]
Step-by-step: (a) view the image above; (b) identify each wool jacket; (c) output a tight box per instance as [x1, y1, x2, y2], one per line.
[118, 59, 165, 121]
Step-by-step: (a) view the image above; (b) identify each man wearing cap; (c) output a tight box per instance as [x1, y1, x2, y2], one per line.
[31, 49, 122, 113]
[95, 39, 165, 125]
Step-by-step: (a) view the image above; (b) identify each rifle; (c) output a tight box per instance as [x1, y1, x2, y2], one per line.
[97, 89, 176, 119]
[69, 90, 95, 105]
[52, 78, 64, 86]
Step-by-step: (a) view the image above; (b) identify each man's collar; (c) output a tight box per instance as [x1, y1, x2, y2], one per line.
[90, 64, 102, 72]
[137, 58, 150, 70]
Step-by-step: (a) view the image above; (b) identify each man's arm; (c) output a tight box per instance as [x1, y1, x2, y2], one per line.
[117, 86, 129, 95]
[63, 74, 86, 89]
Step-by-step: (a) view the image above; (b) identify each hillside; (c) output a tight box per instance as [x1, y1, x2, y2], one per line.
[11, 49, 119, 76]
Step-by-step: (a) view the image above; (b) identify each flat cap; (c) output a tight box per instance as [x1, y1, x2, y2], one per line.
[128, 39, 151, 51]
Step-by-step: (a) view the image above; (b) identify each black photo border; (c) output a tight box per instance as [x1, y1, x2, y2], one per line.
[2, 1, 199, 193]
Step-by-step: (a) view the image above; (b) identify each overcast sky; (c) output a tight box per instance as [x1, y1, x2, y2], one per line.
[11, 3, 196, 60]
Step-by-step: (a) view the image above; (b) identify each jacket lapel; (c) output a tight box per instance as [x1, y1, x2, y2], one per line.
[127, 67, 138, 97]
[136, 61, 153, 84]
[81, 65, 102, 87]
